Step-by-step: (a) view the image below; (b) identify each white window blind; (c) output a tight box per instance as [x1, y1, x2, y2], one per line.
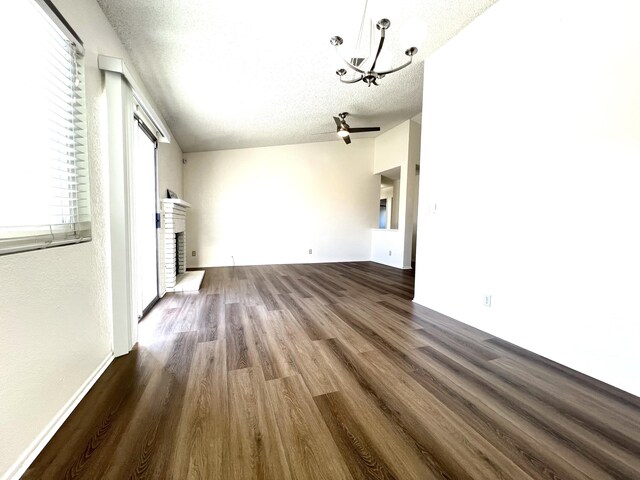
[0, 0, 90, 255]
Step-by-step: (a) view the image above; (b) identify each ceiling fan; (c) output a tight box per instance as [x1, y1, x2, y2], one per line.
[331, 112, 380, 144]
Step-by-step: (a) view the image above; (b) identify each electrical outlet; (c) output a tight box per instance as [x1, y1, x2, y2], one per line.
[309, 248, 312, 254]
[388, 250, 392, 256]
[191, 250, 196, 257]
[483, 295, 492, 307]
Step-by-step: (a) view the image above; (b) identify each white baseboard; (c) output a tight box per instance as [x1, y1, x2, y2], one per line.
[3, 353, 114, 480]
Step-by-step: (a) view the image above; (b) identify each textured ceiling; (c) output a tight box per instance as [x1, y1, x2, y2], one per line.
[96, 0, 497, 152]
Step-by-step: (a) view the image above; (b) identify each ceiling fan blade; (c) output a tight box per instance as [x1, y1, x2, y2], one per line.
[348, 127, 381, 133]
[343, 135, 351, 144]
[333, 116, 343, 129]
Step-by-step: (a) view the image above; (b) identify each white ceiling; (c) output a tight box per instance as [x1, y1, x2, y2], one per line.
[96, 0, 496, 152]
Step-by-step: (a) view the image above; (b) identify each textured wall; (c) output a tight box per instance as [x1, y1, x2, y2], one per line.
[0, 0, 114, 473]
[158, 138, 184, 295]
[414, 0, 640, 395]
[183, 139, 378, 267]
[0, 0, 182, 476]
[158, 140, 184, 200]
[371, 121, 420, 268]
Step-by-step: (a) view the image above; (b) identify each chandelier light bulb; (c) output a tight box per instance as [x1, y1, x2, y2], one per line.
[376, 18, 391, 30]
[405, 47, 418, 57]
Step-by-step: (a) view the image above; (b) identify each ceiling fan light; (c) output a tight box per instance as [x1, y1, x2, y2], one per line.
[337, 129, 349, 137]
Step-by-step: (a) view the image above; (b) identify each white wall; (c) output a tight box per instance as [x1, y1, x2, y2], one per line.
[0, 0, 183, 477]
[158, 141, 184, 200]
[374, 122, 410, 173]
[157, 139, 184, 295]
[390, 179, 400, 229]
[371, 121, 420, 268]
[406, 121, 421, 264]
[184, 140, 378, 267]
[414, 0, 640, 395]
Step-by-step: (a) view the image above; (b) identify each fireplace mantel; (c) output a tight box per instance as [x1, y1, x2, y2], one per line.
[163, 198, 192, 208]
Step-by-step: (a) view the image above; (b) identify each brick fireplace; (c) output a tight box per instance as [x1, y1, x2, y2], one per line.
[162, 198, 190, 292]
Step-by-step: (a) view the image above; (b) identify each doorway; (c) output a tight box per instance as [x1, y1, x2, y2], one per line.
[133, 119, 159, 319]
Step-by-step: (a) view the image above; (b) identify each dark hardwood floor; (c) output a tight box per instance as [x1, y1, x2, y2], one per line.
[23, 262, 640, 479]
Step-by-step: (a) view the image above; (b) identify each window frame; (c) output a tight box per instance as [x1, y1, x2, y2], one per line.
[0, 0, 90, 256]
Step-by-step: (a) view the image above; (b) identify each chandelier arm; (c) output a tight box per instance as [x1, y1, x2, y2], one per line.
[339, 75, 364, 84]
[375, 57, 413, 76]
[369, 29, 386, 72]
[334, 47, 368, 75]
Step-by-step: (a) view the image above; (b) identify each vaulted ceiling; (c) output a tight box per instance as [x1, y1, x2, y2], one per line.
[96, 0, 496, 152]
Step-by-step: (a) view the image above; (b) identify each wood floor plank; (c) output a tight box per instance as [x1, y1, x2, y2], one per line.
[314, 391, 399, 480]
[491, 354, 640, 430]
[359, 348, 532, 480]
[254, 277, 283, 311]
[279, 274, 314, 298]
[377, 297, 495, 342]
[301, 297, 375, 353]
[493, 356, 640, 438]
[21, 346, 159, 479]
[265, 273, 292, 295]
[269, 309, 339, 396]
[195, 293, 223, 343]
[245, 305, 284, 381]
[277, 292, 332, 341]
[319, 337, 528, 480]
[320, 265, 396, 303]
[316, 339, 465, 480]
[413, 323, 502, 362]
[225, 303, 255, 371]
[405, 352, 595, 480]
[248, 307, 300, 380]
[306, 272, 347, 294]
[325, 302, 425, 373]
[413, 332, 640, 472]
[228, 367, 292, 480]
[331, 266, 412, 300]
[298, 276, 341, 304]
[23, 262, 640, 480]
[265, 375, 353, 480]
[172, 339, 228, 479]
[337, 295, 425, 336]
[103, 332, 199, 479]
[414, 345, 640, 479]
[487, 336, 640, 411]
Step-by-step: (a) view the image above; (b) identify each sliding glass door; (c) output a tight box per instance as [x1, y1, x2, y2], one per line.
[133, 120, 159, 319]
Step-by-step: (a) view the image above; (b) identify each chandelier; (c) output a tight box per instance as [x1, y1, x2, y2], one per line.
[330, 17, 418, 87]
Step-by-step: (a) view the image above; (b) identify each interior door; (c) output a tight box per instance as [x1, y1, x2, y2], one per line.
[133, 120, 159, 319]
